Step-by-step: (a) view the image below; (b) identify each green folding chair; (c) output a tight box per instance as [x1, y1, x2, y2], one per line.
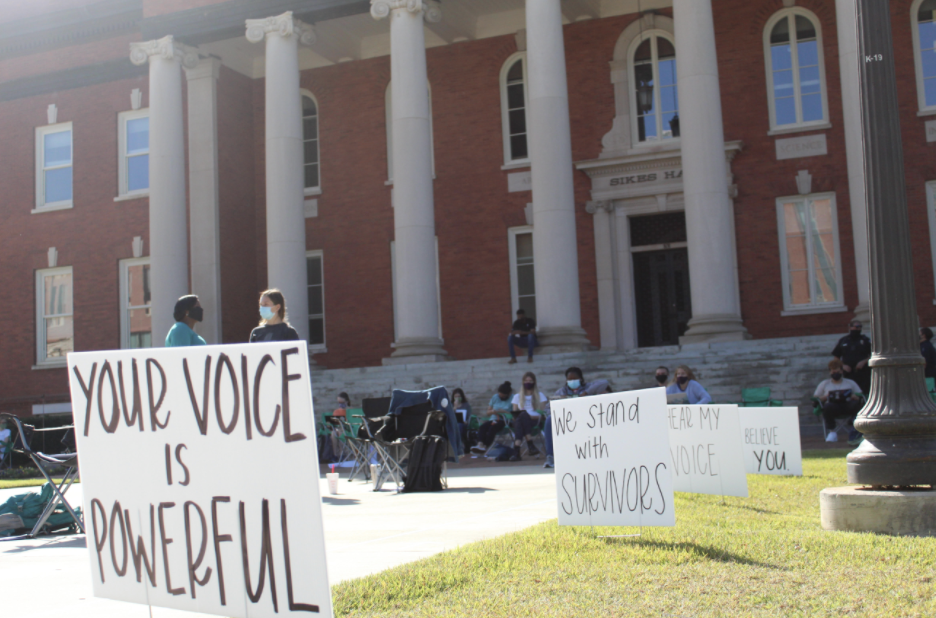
[926, 377, 936, 404]
[740, 387, 783, 407]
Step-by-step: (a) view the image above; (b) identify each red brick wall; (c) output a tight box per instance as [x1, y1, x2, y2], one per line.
[0, 33, 140, 82]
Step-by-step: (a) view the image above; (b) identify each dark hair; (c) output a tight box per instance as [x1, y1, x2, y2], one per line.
[516, 308, 525, 315]
[497, 381, 512, 395]
[173, 295, 199, 322]
[922, 327, 934, 341]
[565, 366, 584, 381]
[452, 388, 467, 402]
[259, 289, 288, 325]
[828, 358, 843, 371]
[338, 392, 350, 404]
[656, 366, 669, 373]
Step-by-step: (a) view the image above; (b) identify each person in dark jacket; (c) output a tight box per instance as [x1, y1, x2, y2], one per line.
[921, 327, 936, 379]
[832, 320, 872, 395]
[249, 289, 300, 342]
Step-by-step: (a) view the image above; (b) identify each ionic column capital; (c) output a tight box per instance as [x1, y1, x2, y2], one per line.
[370, 0, 442, 23]
[585, 200, 613, 214]
[246, 12, 316, 46]
[130, 36, 199, 69]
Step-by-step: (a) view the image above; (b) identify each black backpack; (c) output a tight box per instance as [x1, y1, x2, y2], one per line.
[402, 436, 446, 493]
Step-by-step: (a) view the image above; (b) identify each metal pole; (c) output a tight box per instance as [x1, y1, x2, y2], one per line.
[847, 0, 936, 486]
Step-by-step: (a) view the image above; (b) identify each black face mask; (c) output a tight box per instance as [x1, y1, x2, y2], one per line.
[831, 372, 843, 381]
[655, 374, 668, 384]
[188, 306, 204, 322]
[849, 328, 862, 338]
[676, 376, 689, 385]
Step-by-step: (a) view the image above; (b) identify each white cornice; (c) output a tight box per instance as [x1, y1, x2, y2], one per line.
[130, 35, 199, 69]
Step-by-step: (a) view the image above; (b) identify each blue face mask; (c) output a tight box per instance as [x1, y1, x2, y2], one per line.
[259, 306, 276, 321]
[567, 379, 581, 390]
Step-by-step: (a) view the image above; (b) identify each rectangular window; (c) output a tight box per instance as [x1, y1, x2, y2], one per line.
[508, 226, 536, 320]
[776, 193, 843, 313]
[35, 123, 73, 211]
[36, 267, 73, 365]
[307, 251, 325, 347]
[120, 258, 152, 349]
[118, 110, 149, 197]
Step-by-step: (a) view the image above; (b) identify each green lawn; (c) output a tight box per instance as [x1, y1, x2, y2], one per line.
[0, 478, 73, 490]
[334, 450, 936, 618]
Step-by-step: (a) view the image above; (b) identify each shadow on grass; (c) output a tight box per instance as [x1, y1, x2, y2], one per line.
[607, 538, 786, 570]
[721, 503, 779, 515]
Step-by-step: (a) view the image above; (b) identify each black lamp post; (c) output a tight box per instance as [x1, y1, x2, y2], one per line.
[847, 0, 936, 487]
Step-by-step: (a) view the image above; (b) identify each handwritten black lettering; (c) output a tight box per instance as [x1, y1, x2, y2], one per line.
[184, 501, 213, 599]
[158, 502, 185, 596]
[239, 499, 278, 612]
[109, 501, 128, 577]
[74, 362, 98, 437]
[215, 354, 239, 435]
[280, 348, 306, 443]
[146, 359, 170, 432]
[117, 360, 145, 431]
[125, 504, 157, 586]
[211, 497, 233, 606]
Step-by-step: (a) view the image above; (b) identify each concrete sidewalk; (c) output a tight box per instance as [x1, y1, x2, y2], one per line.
[0, 464, 557, 617]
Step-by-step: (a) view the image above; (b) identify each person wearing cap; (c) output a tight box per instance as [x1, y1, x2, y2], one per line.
[165, 295, 206, 347]
[832, 320, 872, 395]
[508, 308, 538, 364]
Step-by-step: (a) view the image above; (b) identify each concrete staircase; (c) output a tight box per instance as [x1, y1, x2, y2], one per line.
[310, 333, 842, 437]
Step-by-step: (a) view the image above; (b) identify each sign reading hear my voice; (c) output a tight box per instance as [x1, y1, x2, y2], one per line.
[667, 405, 748, 498]
[552, 388, 674, 527]
[67, 341, 332, 618]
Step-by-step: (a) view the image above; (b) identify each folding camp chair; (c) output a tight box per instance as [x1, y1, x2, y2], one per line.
[0, 413, 84, 537]
[740, 387, 783, 407]
[379, 402, 448, 492]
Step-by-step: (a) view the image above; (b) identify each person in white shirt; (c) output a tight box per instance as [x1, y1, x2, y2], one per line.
[508, 372, 548, 461]
[814, 358, 863, 444]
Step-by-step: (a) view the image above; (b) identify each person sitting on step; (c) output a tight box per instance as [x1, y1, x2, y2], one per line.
[508, 308, 538, 364]
[470, 381, 514, 454]
[665, 365, 712, 405]
[508, 372, 548, 461]
[814, 358, 863, 444]
[541, 367, 612, 469]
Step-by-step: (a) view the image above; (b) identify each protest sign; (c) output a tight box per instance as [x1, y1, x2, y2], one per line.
[738, 407, 803, 476]
[667, 404, 748, 498]
[552, 388, 674, 527]
[67, 341, 332, 618]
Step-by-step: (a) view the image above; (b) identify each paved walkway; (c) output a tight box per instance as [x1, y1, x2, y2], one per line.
[0, 464, 557, 617]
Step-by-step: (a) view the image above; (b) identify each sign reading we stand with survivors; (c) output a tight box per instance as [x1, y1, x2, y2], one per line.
[552, 388, 675, 527]
[667, 404, 749, 498]
[67, 341, 332, 618]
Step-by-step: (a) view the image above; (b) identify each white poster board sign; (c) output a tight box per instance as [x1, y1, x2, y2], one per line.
[738, 407, 803, 476]
[67, 341, 333, 618]
[667, 405, 748, 498]
[552, 388, 674, 527]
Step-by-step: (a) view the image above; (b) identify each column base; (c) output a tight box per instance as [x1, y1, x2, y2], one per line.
[820, 486, 936, 537]
[679, 314, 750, 345]
[536, 326, 591, 354]
[852, 302, 871, 326]
[382, 337, 450, 365]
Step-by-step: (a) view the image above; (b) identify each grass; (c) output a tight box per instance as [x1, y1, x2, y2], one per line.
[333, 450, 936, 618]
[0, 478, 74, 490]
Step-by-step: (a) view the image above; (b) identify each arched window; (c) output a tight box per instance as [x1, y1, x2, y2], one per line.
[764, 9, 828, 131]
[500, 53, 529, 164]
[301, 91, 320, 192]
[385, 82, 434, 182]
[628, 33, 679, 145]
[912, 0, 936, 111]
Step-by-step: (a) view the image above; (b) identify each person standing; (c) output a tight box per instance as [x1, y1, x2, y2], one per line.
[508, 308, 538, 364]
[165, 295, 206, 347]
[920, 327, 936, 379]
[832, 320, 872, 395]
[249, 289, 300, 343]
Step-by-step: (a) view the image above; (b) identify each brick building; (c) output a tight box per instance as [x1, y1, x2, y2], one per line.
[2, 0, 935, 417]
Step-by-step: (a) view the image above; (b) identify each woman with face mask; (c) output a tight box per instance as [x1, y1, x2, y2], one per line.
[546, 367, 611, 469]
[249, 289, 300, 343]
[470, 382, 513, 455]
[451, 388, 473, 448]
[165, 295, 207, 347]
[507, 372, 548, 461]
[665, 365, 712, 405]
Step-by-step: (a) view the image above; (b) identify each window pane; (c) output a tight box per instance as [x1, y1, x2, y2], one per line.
[308, 285, 323, 315]
[303, 117, 318, 141]
[662, 112, 678, 139]
[775, 96, 797, 125]
[304, 140, 319, 164]
[771, 17, 790, 45]
[302, 96, 317, 114]
[517, 264, 535, 296]
[920, 21, 936, 50]
[771, 44, 793, 71]
[129, 330, 152, 349]
[507, 59, 523, 82]
[309, 317, 325, 345]
[784, 202, 806, 234]
[508, 109, 526, 135]
[634, 39, 652, 62]
[797, 40, 819, 69]
[127, 264, 151, 306]
[920, 0, 936, 21]
[518, 297, 536, 322]
[510, 135, 528, 160]
[660, 85, 678, 113]
[507, 83, 525, 110]
[46, 316, 73, 358]
[638, 113, 658, 141]
[307, 256, 322, 285]
[126, 118, 149, 154]
[801, 93, 823, 122]
[815, 267, 838, 302]
[44, 273, 72, 315]
[657, 37, 675, 59]
[305, 164, 319, 189]
[773, 68, 794, 98]
[658, 58, 677, 87]
[789, 270, 810, 305]
[799, 65, 821, 94]
[786, 235, 808, 269]
[795, 15, 816, 41]
[128, 308, 152, 348]
[923, 50, 936, 79]
[44, 131, 71, 166]
[128, 154, 149, 192]
[516, 233, 533, 260]
[634, 63, 655, 112]
[45, 166, 72, 203]
[925, 78, 936, 108]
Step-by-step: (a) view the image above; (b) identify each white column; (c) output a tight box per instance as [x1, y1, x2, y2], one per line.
[673, 0, 749, 344]
[130, 37, 198, 346]
[835, 0, 871, 325]
[184, 57, 222, 344]
[525, 0, 590, 350]
[246, 13, 315, 342]
[588, 201, 618, 350]
[372, 0, 448, 361]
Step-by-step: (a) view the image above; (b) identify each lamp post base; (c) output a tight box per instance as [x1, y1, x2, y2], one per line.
[820, 486, 936, 537]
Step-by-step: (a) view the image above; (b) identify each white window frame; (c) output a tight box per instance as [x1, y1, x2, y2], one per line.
[775, 192, 846, 315]
[912, 0, 936, 114]
[500, 52, 530, 167]
[300, 90, 322, 196]
[119, 257, 151, 349]
[385, 82, 435, 183]
[306, 250, 326, 351]
[508, 225, 535, 317]
[34, 122, 74, 213]
[390, 238, 442, 341]
[116, 109, 149, 200]
[35, 266, 73, 367]
[763, 8, 831, 135]
[627, 30, 681, 148]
